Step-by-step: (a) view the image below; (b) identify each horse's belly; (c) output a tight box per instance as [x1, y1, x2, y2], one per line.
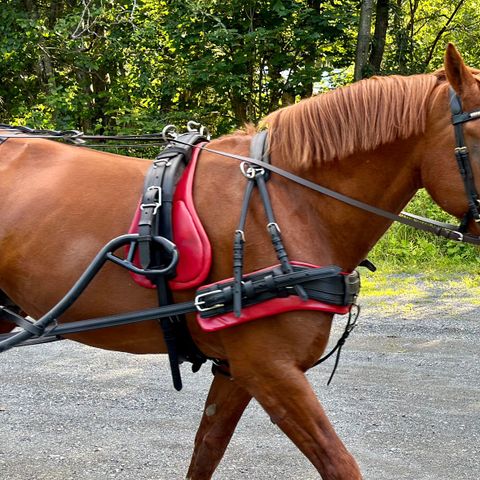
[0, 319, 15, 334]
[62, 321, 168, 354]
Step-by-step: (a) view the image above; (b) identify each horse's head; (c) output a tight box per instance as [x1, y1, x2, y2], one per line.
[421, 44, 480, 236]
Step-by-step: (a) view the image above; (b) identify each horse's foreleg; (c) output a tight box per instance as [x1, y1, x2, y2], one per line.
[187, 372, 252, 480]
[233, 365, 362, 480]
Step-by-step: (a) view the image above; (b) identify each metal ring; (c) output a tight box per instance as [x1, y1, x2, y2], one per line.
[187, 121, 211, 140]
[240, 162, 256, 179]
[187, 120, 201, 132]
[162, 124, 177, 142]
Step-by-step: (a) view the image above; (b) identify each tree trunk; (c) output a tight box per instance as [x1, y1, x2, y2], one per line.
[354, 0, 374, 81]
[368, 0, 389, 75]
[229, 91, 249, 125]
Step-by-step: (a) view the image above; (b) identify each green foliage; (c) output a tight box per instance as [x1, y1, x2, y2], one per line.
[380, 0, 479, 74]
[0, 0, 359, 134]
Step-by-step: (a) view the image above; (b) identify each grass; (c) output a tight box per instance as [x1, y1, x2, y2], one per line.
[361, 267, 480, 303]
[367, 189, 480, 273]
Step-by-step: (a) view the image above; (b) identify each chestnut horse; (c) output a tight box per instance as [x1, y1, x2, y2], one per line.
[1, 44, 480, 479]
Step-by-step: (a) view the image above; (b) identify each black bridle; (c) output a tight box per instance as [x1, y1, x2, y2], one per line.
[449, 87, 480, 230]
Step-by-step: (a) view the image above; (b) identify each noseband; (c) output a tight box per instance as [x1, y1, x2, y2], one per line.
[449, 87, 480, 230]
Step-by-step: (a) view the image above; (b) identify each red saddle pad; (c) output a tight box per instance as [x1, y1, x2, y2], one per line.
[128, 145, 212, 291]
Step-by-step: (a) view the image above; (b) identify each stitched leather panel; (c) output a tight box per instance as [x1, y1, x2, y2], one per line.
[128, 146, 212, 290]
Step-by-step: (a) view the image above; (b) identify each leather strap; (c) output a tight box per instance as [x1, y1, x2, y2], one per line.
[196, 264, 359, 318]
[449, 87, 480, 224]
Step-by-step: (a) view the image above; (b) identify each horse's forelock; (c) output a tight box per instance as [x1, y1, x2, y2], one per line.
[263, 74, 441, 168]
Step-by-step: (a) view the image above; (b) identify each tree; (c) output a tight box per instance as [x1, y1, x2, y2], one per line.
[1, 0, 479, 135]
[0, 0, 360, 133]
[354, 0, 373, 80]
[368, 0, 389, 75]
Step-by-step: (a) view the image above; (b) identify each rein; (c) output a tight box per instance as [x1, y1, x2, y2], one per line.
[2, 88, 479, 244]
[173, 88, 480, 247]
[0, 122, 206, 148]
[177, 142, 480, 246]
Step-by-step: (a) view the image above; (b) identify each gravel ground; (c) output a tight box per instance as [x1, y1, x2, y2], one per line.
[1, 275, 479, 479]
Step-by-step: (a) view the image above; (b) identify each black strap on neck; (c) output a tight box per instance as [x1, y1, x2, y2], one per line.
[232, 132, 308, 317]
[233, 181, 255, 316]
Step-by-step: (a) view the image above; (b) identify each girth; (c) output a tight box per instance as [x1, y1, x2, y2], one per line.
[133, 130, 210, 391]
[197, 265, 359, 316]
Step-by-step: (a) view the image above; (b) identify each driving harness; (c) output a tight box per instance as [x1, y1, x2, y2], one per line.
[130, 130, 361, 389]
[2, 85, 480, 391]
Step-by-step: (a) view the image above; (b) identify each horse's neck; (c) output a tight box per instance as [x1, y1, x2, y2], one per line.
[271, 138, 421, 271]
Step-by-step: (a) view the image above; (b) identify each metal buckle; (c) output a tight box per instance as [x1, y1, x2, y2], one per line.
[195, 290, 224, 312]
[452, 230, 464, 241]
[235, 229, 246, 242]
[266, 222, 281, 233]
[140, 186, 162, 215]
[146, 185, 162, 200]
[140, 202, 161, 215]
[154, 158, 172, 167]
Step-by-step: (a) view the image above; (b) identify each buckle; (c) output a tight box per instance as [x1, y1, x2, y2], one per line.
[140, 202, 161, 215]
[451, 230, 464, 241]
[195, 290, 224, 312]
[140, 186, 162, 215]
[153, 158, 172, 167]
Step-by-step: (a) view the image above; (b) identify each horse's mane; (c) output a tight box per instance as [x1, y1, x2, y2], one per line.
[263, 73, 443, 168]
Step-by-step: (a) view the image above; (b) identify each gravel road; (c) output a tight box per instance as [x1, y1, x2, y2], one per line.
[1, 275, 479, 479]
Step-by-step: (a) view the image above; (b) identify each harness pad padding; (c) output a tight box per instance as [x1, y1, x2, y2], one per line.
[196, 261, 352, 332]
[197, 297, 350, 332]
[128, 145, 212, 290]
[170, 148, 212, 289]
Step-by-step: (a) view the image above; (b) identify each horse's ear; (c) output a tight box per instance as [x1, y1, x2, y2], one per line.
[444, 43, 476, 95]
